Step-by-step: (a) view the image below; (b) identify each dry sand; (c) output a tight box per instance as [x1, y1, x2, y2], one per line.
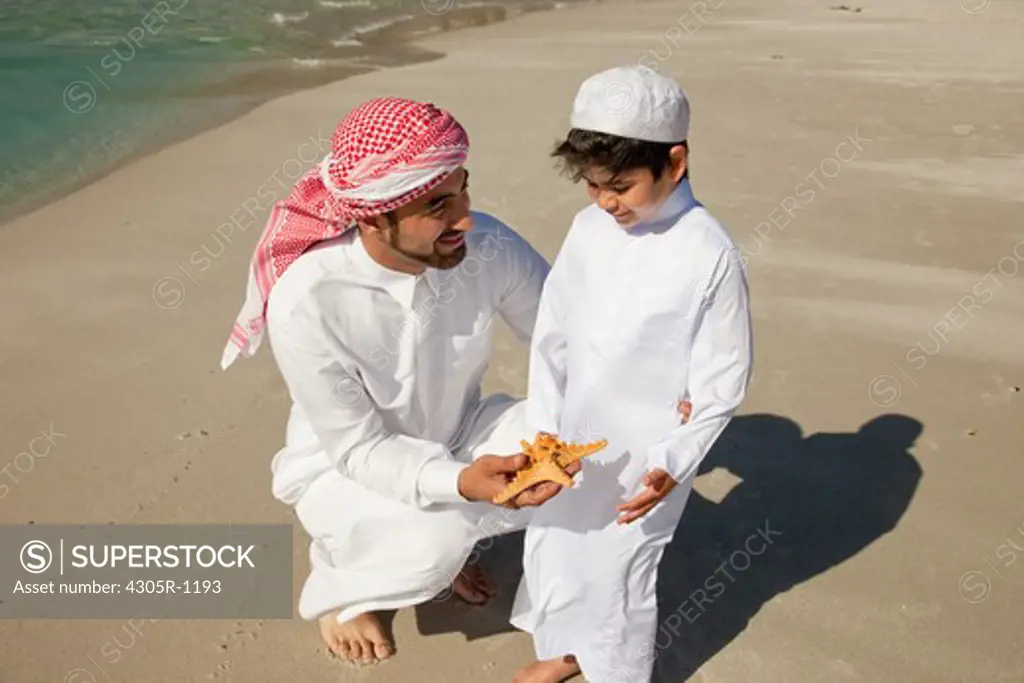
[2, 0, 1023, 681]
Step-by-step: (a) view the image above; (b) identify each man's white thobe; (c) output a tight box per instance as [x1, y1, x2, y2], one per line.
[510, 179, 753, 682]
[265, 211, 550, 623]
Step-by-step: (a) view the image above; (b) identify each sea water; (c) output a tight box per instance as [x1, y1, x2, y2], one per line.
[0, 0, 575, 224]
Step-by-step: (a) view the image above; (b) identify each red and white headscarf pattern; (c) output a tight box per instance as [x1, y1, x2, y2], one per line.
[220, 96, 469, 370]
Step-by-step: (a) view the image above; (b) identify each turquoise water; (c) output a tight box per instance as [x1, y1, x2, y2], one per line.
[0, 0, 565, 223]
[0, 0, 280, 219]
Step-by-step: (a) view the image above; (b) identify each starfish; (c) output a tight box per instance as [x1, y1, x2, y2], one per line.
[492, 432, 608, 505]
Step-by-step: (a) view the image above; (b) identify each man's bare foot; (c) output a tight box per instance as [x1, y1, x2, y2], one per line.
[452, 561, 494, 605]
[512, 655, 580, 683]
[318, 610, 392, 665]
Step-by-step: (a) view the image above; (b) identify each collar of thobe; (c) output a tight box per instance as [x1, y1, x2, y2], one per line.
[642, 177, 699, 229]
[350, 231, 442, 310]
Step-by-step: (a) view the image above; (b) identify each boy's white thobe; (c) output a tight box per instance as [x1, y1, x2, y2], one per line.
[510, 180, 753, 682]
[265, 211, 550, 623]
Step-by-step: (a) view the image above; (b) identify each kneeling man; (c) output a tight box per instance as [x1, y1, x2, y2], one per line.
[220, 96, 564, 664]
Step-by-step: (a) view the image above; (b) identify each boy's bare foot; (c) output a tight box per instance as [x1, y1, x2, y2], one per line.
[318, 610, 392, 665]
[512, 655, 580, 683]
[452, 561, 494, 605]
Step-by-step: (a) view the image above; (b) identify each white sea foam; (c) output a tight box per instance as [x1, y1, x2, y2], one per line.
[320, 0, 374, 8]
[270, 11, 310, 26]
[291, 57, 326, 67]
[331, 36, 364, 47]
[352, 15, 413, 35]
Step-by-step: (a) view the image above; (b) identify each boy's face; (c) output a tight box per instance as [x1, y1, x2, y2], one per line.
[582, 144, 688, 228]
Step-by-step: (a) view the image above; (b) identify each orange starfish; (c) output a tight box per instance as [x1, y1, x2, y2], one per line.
[492, 432, 608, 505]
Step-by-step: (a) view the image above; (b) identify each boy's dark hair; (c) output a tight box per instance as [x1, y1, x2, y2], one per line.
[551, 128, 688, 182]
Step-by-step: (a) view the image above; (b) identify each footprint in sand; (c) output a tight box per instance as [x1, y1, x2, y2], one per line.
[828, 658, 858, 678]
[206, 661, 233, 679]
[218, 620, 266, 650]
[132, 451, 198, 516]
[981, 376, 1022, 404]
[208, 621, 266, 679]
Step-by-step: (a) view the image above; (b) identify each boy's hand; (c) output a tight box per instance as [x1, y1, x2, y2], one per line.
[616, 468, 678, 525]
[678, 399, 692, 423]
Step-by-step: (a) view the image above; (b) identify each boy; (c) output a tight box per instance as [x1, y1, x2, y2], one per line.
[509, 66, 754, 683]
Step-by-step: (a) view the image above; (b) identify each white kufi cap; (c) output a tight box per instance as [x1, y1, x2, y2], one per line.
[569, 65, 690, 143]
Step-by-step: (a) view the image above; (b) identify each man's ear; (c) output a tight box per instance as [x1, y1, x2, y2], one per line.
[668, 142, 689, 182]
[356, 215, 389, 237]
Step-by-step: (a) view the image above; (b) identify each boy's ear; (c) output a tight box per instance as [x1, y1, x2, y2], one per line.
[668, 142, 689, 182]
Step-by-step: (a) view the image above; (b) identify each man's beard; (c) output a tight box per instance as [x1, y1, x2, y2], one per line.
[386, 229, 467, 270]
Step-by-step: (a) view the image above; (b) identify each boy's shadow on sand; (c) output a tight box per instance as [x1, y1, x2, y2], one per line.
[415, 412, 923, 682]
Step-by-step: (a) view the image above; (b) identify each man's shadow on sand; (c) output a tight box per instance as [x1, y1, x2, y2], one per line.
[415, 412, 923, 682]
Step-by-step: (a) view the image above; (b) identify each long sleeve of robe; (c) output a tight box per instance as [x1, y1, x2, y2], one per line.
[269, 311, 468, 508]
[644, 246, 752, 483]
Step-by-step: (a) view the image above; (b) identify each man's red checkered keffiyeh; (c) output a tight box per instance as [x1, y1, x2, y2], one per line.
[220, 96, 469, 369]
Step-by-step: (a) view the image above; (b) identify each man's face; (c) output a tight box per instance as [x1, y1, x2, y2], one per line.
[376, 167, 473, 270]
[582, 145, 687, 228]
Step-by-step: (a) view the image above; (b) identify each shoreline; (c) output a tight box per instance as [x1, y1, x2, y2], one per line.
[0, 0, 580, 228]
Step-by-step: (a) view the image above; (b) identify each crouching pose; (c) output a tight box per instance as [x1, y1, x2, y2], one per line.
[222, 96, 569, 664]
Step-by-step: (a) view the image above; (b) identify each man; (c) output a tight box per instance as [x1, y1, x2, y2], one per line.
[221, 96, 572, 664]
[221, 96, 690, 665]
